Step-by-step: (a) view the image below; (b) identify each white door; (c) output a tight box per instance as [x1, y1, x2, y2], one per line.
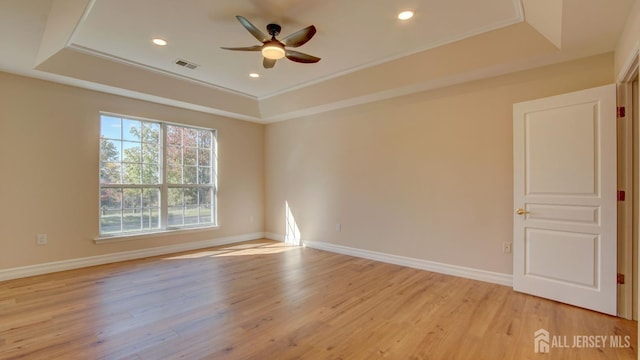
[513, 84, 617, 315]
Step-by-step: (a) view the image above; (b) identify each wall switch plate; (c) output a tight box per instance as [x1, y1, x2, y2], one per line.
[336, 223, 341, 232]
[502, 241, 512, 254]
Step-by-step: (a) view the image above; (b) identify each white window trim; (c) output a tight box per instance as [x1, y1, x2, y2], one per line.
[94, 224, 220, 244]
[98, 112, 218, 238]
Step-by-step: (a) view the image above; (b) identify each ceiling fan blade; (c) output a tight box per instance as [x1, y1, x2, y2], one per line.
[281, 25, 317, 47]
[220, 45, 262, 51]
[263, 57, 277, 69]
[285, 50, 321, 63]
[236, 15, 269, 43]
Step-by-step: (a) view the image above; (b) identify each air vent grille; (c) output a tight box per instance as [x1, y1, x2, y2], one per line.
[174, 59, 199, 70]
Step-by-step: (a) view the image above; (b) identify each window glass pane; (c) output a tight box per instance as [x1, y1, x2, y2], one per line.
[199, 188, 211, 204]
[166, 145, 182, 165]
[184, 188, 197, 206]
[199, 188, 212, 223]
[123, 188, 142, 209]
[183, 128, 198, 147]
[199, 206, 212, 223]
[168, 188, 183, 207]
[182, 128, 198, 147]
[184, 147, 197, 166]
[142, 122, 160, 143]
[100, 209, 122, 233]
[122, 141, 141, 163]
[142, 164, 159, 184]
[198, 148, 211, 166]
[184, 166, 197, 184]
[184, 206, 199, 225]
[150, 208, 160, 228]
[167, 165, 182, 184]
[123, 119, 141, 141]
[100, 162, 121, 184]
[140, 188, 160, 230]
[168, 206, 183, 226]
[142, 208, 160, 229]
[100, 139, 121, 162]
[142, 188, 159, 208]
[122, 163, 141, 183]
[101, 116, 122, 140]
[198, 130, 212, 149]
[167, 125, 182, 145]
[198, 167, 211, 184]
[100, 188, 122, 209]
[142, 143, 159, 164]
[123, 209, 142, 231]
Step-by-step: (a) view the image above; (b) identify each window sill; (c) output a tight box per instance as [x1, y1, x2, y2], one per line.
[94, 225, 220, 244]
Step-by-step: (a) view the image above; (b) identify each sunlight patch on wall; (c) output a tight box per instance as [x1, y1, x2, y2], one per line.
[285, 201, 301, 246]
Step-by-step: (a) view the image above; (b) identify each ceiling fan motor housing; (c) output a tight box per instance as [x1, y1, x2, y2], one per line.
[266, 23, 281, 37]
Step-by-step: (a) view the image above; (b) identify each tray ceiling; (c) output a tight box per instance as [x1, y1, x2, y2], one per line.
[0, 0, 634, 122]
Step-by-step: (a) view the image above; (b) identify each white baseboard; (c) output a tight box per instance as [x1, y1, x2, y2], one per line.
[0, 232, 266, 282]
[303, 240, 513, 287]
[1, 233, 513, 287]
[264, 232, 285, 242]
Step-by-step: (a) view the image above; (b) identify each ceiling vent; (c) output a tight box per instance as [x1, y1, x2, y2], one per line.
[174, 59, 199, 70]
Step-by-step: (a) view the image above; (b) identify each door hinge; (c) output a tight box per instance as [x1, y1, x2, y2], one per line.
[617, 106, 626, 118]
[617, 273, 625, 285]
[618, 190, 626, 201]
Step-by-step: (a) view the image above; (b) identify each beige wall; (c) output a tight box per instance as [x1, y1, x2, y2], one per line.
[0, 52, 617, 275]
[265, 53, 615, 275]
[0, 72, 264, 270]
[615, 0, 640, 78]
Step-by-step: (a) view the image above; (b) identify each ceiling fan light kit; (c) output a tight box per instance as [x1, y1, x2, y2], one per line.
[262, 44, 285, 60]
[221, 15, 320, 69]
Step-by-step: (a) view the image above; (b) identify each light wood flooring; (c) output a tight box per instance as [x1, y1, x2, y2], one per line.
[0, 239, 636, 359]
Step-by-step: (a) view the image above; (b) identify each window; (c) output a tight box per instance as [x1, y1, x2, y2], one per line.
[99, 114, 216, 236]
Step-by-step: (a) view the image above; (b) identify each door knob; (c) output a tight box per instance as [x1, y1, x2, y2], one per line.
[516, 208, 530, 215]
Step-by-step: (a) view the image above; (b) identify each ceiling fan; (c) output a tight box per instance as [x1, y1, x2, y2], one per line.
[221, 16, 321, 69]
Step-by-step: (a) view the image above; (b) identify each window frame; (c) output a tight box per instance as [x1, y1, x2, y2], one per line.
[98, 112, 218, 240]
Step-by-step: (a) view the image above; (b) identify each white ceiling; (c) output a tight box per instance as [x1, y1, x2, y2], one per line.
[72, 0, 521, 98]
[0, 0, 635, 122]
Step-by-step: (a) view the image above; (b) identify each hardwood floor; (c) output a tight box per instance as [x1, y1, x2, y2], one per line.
[0, 239, 636, 359]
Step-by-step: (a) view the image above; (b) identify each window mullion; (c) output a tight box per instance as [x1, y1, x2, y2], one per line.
[161, 123, 168, 229]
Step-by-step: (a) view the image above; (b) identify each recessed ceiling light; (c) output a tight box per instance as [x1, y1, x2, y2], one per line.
[398, 10, 414, 21]
[152, 38, 167, 46]
[249, 73, 260, 78]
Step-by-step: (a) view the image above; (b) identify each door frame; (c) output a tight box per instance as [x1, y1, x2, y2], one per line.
[617, 53, 638, 320]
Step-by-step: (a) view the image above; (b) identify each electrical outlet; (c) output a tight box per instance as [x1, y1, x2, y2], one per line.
[37, 234, 47, 245]
[336, 223, 341, 232]
[502, 242, 512, 254]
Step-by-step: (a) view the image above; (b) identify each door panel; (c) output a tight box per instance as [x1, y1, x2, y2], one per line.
[526, 204, 599, 224]
[513, 84, 617, 315]
[525, 229, 598, 287]
[525, 103, 598, 195]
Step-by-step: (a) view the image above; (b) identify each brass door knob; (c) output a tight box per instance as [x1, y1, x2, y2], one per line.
[516, 208, 530, 215]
